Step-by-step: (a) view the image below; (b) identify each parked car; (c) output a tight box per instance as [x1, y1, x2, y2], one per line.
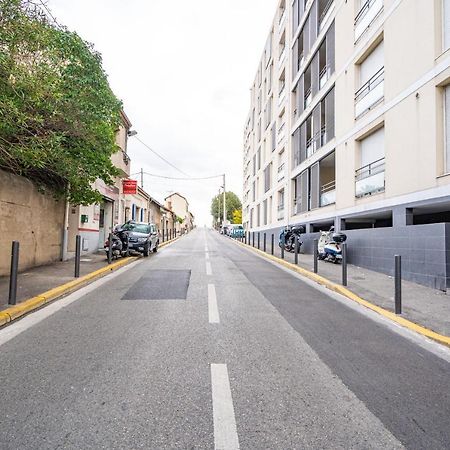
[120, 221, 159, 257]
[229, 224, 245, 238]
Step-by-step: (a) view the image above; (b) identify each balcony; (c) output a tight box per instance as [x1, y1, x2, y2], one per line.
[277, 163, 285, 182]
[319, 65, 330, 89]
[304, 87, 312, 108]
[319, 0, 334, 32]
[111, 149, 131, 178]
[355, 157, 385, 197]
[355, 67, 384, 118]
[277, 122, 286, 145]
[277, 204, 285, 220]
[320, 180, 336, 206]
[355, 0, 383, 42]
[278, 86, 286, 107]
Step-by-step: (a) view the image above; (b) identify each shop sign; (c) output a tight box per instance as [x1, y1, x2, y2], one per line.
[123, 179, 138, 194]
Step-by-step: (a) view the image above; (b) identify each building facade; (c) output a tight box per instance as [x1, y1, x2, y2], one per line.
[165, 192, 194, 233]
[243, 0, 450, 289]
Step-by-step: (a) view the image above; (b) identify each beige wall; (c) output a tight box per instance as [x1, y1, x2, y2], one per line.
[0, 170, 65, 275]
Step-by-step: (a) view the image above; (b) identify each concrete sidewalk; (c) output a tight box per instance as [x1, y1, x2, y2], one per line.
[234, 236, 450, 337]
[0, 252, 137, 309]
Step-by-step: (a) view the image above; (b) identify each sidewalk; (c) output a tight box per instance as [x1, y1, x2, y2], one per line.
[0, 251, 136, 309]
[237, 237, 450, 337]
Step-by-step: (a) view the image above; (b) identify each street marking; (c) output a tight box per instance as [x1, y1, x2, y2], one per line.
[206, 252, 210, 260]
[211, 364, 240, 450]
[206, 261, 212, 275]
[208, 284, 220, 324]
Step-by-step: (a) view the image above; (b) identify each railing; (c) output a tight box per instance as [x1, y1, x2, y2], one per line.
[277, 163, 285, 182]
[355, 67, 384, 117]
[277, 204, 285, 220]
[319, 64, 329, 89]
[304, 87, 312, 108]
[319, 0, 334, 30]
[278, 86, 286, 106]
[355, 157, 385, 197]
[277, 122, 286, 145]
[297, 52, 305, 73]
[320, 180, 336, 206]
[354, 0, 383, 41]
[320, 124, 327, 147]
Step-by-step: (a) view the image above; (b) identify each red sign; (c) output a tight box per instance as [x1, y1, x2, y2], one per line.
[122, 179, 137, 194]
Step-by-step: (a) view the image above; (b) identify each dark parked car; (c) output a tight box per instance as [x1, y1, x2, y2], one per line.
[120, 221, 159, 257]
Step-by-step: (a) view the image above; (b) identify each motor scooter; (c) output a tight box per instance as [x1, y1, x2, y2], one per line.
[279, 225, 305, 253]
[104, 227, 129, 259]
[317, 226, 347, 263]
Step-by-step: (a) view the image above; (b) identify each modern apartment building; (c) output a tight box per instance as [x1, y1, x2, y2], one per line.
[243, 0, 450, 289]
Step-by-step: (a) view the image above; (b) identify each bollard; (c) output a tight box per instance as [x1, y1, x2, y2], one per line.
[281, 240, 284, 259]
[313, 239, 318, 274]
[271, 234, 274, 255]
[108, 233, 113, 265]
[252, 232, 255, 247]
[75, 235, 81, 278]
[342, 243, 347, 286]
[395, 255, 402, 314]
[257, 232, 260, 250]
[294, 235, 299, 265]
[263, 233, 266, 252]
[169, 229, 172, 240]
[8, 241, 19, 305]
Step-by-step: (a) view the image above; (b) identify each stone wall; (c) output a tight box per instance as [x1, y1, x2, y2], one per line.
[0, 170, 65, 275]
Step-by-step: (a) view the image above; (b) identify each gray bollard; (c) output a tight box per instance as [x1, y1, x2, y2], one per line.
[294, 235, 299, 265]
[257, 232, 260, 250]
[271, 234, 274, 255]
[395, 255, 402, 314]
[313, 239, 318, 274]
[75, 235, 81, 278]
[263, 233, 266, 252]
[108, 233, 113, 264]
[252, 232, 255, 247]
[8, 241, 19, 305]
[281, 240, 284, 259]
[342, 243, 347, 286]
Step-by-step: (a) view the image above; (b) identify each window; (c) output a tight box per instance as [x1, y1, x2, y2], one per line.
[257, 148, 261, 170]
[256, 204, 261, 227]
[278, 189, 285, 220]
[356, 41, 384, 117]
[356, 127, 385, 197]
[445, 86, 450, 172]
[444, 0, 450, 51]
[263, 199, 268, 225]
[264, 164, 272, 192]
[252, 180, 256, 202]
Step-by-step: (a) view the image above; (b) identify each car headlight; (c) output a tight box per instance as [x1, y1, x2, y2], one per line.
[137, 237, 147, 243]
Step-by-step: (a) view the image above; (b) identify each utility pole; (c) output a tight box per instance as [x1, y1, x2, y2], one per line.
[218, 188, 221, 228]
[223, 174, 226, 226]
[140, 168, 144, 188]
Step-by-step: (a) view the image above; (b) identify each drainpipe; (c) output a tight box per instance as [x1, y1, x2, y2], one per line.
[61, 194, 70, 261]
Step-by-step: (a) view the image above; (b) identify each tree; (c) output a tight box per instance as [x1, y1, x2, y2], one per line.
[232, 209, 242, 224]
[211, 191, 242, 224]
[0, 0, 122, 205]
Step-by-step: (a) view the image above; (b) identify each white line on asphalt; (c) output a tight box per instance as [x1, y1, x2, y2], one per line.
[211, 364, 240, 450]
[208, 284, 220, 324]
[206, 261, 212, 275]
[0, 259, 142, 348]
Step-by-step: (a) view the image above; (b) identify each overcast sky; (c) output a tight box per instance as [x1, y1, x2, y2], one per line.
[47, 0, 278, 225]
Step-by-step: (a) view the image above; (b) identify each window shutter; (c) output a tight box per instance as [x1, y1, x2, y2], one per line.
[293, 0, 299, 34]
[300, 122, 307, 164]
[325, 87, 335, 140]
[293, 38, 299, 79]
[360, 127, 385, 167]
[446, 86, 450, 172]
[303, 19, 310, 55]
[298, 75, 305, 117]
[309, 2, 318, 48]
[360, 41, 384, 87]
[310, 162, 320, 210]
[311, 52, 319, 98]
[300, 170, 309, 213]
[326, 21, 335, 74]
[445, 0, 450, 51]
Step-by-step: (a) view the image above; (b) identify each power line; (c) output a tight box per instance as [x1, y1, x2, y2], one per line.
[130, 171, 224, 181]
[133, 136, 192, 178]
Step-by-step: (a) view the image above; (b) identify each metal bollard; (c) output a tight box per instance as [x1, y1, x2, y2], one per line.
[281, 240, 284, 259]
[263, 233, 266, 252]
[8, 241, 19, 305]
[294, 235, 299, 265]
[342, 243, 347, 286]
[108, 233, 113, 265]
[271, 234, 274, 255]
[257, 232, 260, 250]
[313, 239, 318, 274]
[169, 229, 172, 240]
[252, 232, 255, 247]
[75, 235, 81, 278]
[395, 255, 402, 314]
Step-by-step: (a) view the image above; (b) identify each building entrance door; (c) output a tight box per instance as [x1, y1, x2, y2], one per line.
[98, 199, 113, 250]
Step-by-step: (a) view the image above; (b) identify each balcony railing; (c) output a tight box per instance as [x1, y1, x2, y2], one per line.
[355, 67, 384, 117]
[277, 163, 285, 182]
[277, 204, 285, 220]
[277, 122, 286, 145]
[320, 180, 336, 206]
[304, 87, 312, 108]
[278, 86, 286, 106]
[355, 157, 385, 197]
[355, 0, 383, 42]
[319, 65, 330, 89]
[319, 0, 334, 31]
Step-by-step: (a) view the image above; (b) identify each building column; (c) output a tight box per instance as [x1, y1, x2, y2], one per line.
[393, 206, 413, 227]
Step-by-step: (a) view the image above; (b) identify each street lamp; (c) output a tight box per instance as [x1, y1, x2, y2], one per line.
[127, 130, 137, 137]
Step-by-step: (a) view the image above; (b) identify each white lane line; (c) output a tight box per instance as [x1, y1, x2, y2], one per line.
[206, 261, 212, 275]
[208, 284, 220, 324]
[211, 364, 240, 450]
[205, 251, 210, 260]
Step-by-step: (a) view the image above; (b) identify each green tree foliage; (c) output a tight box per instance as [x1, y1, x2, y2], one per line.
[0, 0, 123, 204]
[211, 191, 242, 223]
[232, 209, 242, 224]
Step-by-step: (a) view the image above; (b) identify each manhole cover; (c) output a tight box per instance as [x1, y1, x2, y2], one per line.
[122, 270, 191, 300]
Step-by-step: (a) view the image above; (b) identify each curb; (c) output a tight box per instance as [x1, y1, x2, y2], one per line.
[232, 239, 450, 348]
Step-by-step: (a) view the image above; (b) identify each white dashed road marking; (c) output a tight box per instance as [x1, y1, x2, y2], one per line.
[206, 261, 212, 275]
[208, 284, 220, 324]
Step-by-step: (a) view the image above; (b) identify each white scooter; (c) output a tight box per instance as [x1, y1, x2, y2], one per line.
[317, 226, 347, 264]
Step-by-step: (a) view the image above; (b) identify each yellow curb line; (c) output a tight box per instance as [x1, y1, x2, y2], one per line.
[0, 235, 184, 328]
[233, 239, 450, 348]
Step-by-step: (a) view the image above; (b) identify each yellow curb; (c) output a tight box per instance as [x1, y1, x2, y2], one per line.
[233, 239, 450, 348]
[0, 256, 137, 326]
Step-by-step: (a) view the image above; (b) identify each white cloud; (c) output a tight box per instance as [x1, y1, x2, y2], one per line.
[48, 0, 278, 225]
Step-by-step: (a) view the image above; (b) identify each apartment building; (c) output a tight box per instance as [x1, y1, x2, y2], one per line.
[243, 0, 450, 289]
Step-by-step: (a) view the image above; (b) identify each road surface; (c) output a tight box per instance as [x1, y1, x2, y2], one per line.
[0, 228, 449, 449]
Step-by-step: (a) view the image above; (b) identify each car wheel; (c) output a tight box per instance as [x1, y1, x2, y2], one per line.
[143, 244, 150, 257]
[153, 240, 158, 253]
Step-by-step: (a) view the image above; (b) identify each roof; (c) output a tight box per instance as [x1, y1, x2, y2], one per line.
[120, 110, 132, 129]
[164, 192, 189, 205]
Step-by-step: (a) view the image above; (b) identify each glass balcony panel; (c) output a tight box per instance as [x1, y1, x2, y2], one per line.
[355, 158, 385, 197]
[355, 68, 384, 117]
[320, 180, 336, 206]
[354, 0, 383, 42]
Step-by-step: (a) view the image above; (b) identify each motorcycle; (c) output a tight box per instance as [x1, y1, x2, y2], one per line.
[317, 226, 347, 263]
[279, 225, 305, 253]
[104, 226, 130, 259]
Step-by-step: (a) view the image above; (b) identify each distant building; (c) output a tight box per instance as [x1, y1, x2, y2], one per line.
[165, 192, 195, 233]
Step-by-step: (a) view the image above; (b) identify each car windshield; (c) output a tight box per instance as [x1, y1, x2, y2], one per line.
[122, 223, 150, 234]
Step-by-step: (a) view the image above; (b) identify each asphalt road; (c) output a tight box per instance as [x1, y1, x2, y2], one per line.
[0, 228, 449, 449]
